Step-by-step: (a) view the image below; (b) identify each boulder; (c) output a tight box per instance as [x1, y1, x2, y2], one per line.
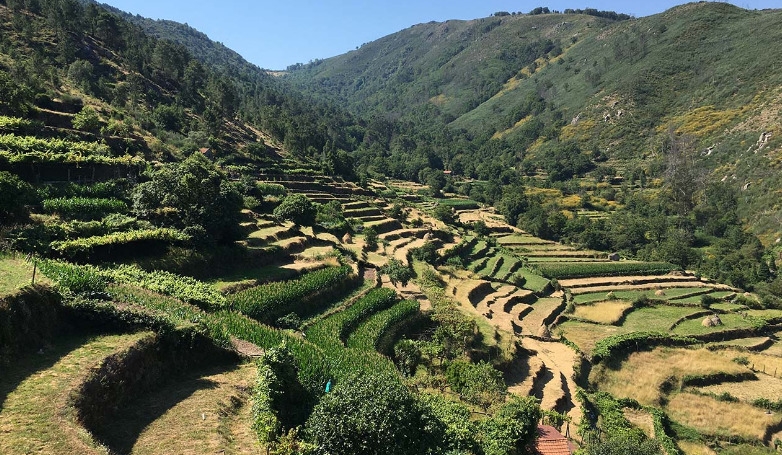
[342, 233, 353, 244]
[608, 253, 620, 261]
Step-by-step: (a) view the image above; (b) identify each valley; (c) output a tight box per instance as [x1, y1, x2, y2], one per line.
[1, 1, 782, 455]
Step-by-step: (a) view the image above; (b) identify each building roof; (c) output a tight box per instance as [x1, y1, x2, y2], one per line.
[532, 425, 575, 455]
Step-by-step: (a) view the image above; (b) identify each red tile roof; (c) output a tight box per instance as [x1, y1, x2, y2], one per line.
[532, 425, 575, 455]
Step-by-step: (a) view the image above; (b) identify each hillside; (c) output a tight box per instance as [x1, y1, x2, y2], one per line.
[287, 3, 782, 242]
[3, 1, 782, 454]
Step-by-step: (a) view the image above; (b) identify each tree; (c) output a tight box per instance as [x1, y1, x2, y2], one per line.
[663, 129, 703, 217]
[433, 204, 455, 225]
[479, 397, 542, 455]
[305, 372, 434, 455]
[0, 171, 36, 223]
[363, 226, 378, 250]
[71, 106, 101, 133]
[446, 360, 506, 411]
[132, 153, 242, 243]
[273, 194, 316, 226]
[381, 259, 415, 287]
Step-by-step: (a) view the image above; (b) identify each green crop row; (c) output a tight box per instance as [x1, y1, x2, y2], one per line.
[306, 287, 398, 349]
[108, 265, 226, 310]
[109, 283, 329, 389]
[0, 133, 110, 155]
[0, 150, 144, 165]
[346, 299, 419, 353]
[256, 182, 287, 197]
[42, 197, 128, 220]
[37, 260, 225, 309]
[0, 116, 40, 132]
[50, 228, 190, 259]
[229, 266, 356, 324]
[305, 287, 399, 379]
[37, 180, 130, 200]
[591, 331, 699, 363]
[535, 261, 677, 279]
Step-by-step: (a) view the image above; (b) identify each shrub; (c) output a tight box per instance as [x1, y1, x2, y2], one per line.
[478, 397, 541, 455]
[305, 372, 434, 455]
[364, 226, 378, 250]
[0, 171, 37, 222]
[273, 194, 316, 226]
[71, 106, 101, 133]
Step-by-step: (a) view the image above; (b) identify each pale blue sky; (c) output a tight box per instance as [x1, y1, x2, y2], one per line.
[103, 1, 781, 70]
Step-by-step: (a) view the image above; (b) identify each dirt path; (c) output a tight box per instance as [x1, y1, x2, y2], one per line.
[381, 276, 431, 311]
[569, 281, 725, 295]
[521, 337, 583, 425]
[558, 274, 700, 288]
[0, 332, 150, 455]
[100, 362, 261, 455]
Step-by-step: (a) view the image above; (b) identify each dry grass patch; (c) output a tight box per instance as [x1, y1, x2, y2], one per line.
[590, 347, 750, 406]
[100, 362, 261, 455]
[678, 441, 717, 455]
[556, 320, 621, 355]
[698, 374, 782, 402]
[715, 350, 782, 377]
[666, 392, 782, 441]
[572, 300, 632, 325]
[622, 408, 655, 438]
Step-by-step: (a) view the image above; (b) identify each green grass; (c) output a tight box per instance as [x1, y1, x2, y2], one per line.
[535, 261, 676, 279]
[672, 290, 736, 305]
[0, 332, 150, 454]
[436, 198, 480, 210]
[207, 264, 299, 292]
[621, 306, 700, 332]
[0, 255, 46, 297]
[516, 268, 550, 293]
[574, 288, 710, 305]
[672, 313, 758, 336]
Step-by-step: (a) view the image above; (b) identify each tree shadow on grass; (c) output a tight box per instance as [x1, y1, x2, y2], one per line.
[92, 364, 240, 455]
[0, 334, 94, 410]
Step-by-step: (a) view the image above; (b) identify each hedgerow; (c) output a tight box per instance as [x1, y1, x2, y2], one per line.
[49, 228, 189, 260]
[536, 261, 677, 279]
[229, 266, 356, 323]
[347, 299, 419, 353]
[43, 197, 128, 220]
[591, 331, 699, 363]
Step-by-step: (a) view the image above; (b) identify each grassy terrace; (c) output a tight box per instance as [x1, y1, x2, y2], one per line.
[0, 332, 151, 454]
[0, 255, 49, 296]
[573, 287, 715, 304]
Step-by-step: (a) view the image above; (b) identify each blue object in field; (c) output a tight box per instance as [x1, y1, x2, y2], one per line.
[325, 379, 332, 393]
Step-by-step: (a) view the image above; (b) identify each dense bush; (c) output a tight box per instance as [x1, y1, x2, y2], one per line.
[273, 193, 317, 226]
[132, 153, 243, 243]
[0, 171, 37, 222]
[478, 397, 542, 455]
[305, 372, 436, 455]
[49, 228, 189, 260]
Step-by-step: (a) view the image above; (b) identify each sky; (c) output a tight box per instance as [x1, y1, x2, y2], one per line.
[104, 1, 781, 70]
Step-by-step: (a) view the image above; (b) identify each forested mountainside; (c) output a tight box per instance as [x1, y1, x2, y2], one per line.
[4, 1, 782, 454]
[0, 0, 363, 174]
[287, 2, 782, 242]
